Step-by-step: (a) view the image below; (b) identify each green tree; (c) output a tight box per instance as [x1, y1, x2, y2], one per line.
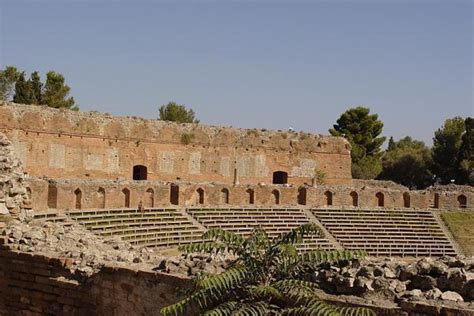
[378, 136, 433, 189]
[0, 66, 21, 101]
[161, 225, 372, 316]
[431, 117, 465, 184]
[42, 71, 77, 110]
[30, 71, 43, 104]
[13, 72, 37, 104]
[159, 101, 199, 123]
[458, 117, 474, 185]
[329, 107, 386, 179]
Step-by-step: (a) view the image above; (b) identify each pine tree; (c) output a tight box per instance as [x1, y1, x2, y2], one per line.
[458, 117, 474, 184]
[0, 66, 20, 101]
[42, 71, 78, 110]
[329, 107, 386, 179]
[30, 71, 42, 104]
[13, 72, 37, 104]
[431, 117, 465, 184]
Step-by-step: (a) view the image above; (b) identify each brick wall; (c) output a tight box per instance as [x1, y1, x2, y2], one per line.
[0, 103, 352, 185]
[26, 178, 473, 212]
[0, 247, 191, 315]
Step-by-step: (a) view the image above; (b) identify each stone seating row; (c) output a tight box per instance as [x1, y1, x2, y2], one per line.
[66, 208, 205, 247]
[187, 208, 336, 251]
[312, 209, 457, 257]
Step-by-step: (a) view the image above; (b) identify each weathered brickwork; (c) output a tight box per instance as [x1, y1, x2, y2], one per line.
[0, 248, 191, 315]
[0, 102, 352, 185]
[25, 177, 473, 211]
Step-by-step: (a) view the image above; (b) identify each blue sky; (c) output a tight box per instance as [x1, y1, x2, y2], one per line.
[1, 0, 472, 146]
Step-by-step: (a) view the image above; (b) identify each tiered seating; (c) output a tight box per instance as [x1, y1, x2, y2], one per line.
[34, 211, 70, 224]
[312, 208, 457, 257]
[187, 208, 335, 251]
[66, 208, 205, 248]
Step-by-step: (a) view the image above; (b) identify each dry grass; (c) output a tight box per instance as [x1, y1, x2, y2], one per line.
[441, 211, 474, 256]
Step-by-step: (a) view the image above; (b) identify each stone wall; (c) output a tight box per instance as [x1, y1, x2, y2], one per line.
[0, 132, 30, 220]
[25, 177, 473, 211]
[0, 102, 352, 185]
[0, 248, 191, 315]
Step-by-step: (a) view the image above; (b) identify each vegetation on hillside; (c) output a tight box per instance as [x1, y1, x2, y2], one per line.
[330, 106, 472, 187]
[160, 224, 372, 316]
[159, 101, 199, 123]
[378, 136, 433, 189]
[0, 65, 78, 110]
[441, 212, 474, 256]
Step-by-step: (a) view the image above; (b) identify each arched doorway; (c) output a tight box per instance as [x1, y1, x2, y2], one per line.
[74, 188, 82, 209]
[272, 189, 280, 205]
[170, 184, 179, 205]
[196, 188, 204, 205]
[98, 187, 106, 208]
[458, 195, 467, 208]
[403, 192, 410, 208]
[221, 188, 229, 204]
[376, 192, 384, 207]
[122, 188, 130, 208]
[246, 189, 255, 205]
[145, 188, 154, 208]
[350, 191, 358, 207]
[297, 187, 307, 205]
[47, 184, 58, 209]
[324, 191, 333, 206]
[272, 171, 288, 184]
[133, 165, 147, 180]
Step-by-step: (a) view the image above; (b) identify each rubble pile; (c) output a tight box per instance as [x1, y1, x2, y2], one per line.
[313, 256, 474, 309]
[0, 132, 30, 220]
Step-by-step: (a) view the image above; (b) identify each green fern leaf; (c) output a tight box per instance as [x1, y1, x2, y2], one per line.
[298, 250, 367, 264]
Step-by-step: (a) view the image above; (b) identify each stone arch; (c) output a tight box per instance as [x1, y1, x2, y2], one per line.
[324, 191, 333, 206]
[145, 188, 154, 208]
[433, 193, 440, 209]
[170, 184, 179, 205]
[133, 165, 147, 180]
[221, 188, 229, 204]
[122, 188, 130, 208]
[98, 187, 106, 208]
[246, 188, 255, 205]
[272, 171, 288, 184]
[47, 184, 57, 209]
[74, 188, 82, 209]
[458, 195, 467, 209]
[376, 192, 384, 207]
[297, 187, 307, 205]
[403, 192, 410, 208]
[196, 188, 205, 205]
[350, 191, 358, 207]
[272, 189, 280, 205]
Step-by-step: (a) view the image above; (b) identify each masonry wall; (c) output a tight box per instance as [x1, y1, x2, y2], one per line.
[0, 103, 352, 185]
[26, 177, 474, 212]
[0, 247, 191, 315]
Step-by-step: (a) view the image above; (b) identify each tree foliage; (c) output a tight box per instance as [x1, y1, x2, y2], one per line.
[161, 225, 372, 316]
[13, 72, 37, 104]
[0, 66, 21, 101]
[42, 71, 77, 110]
[431, 117, 465, 184]
[378, 136, 433, 189]
[159, 101, 199, 123]
[329, 107, 385, 179]
[458, 117, 474, 185]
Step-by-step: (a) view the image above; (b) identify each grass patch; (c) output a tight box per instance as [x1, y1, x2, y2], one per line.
[441, 211, 474, 256]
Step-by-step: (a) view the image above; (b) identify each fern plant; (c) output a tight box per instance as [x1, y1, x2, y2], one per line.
[160, 224, 374, 316]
